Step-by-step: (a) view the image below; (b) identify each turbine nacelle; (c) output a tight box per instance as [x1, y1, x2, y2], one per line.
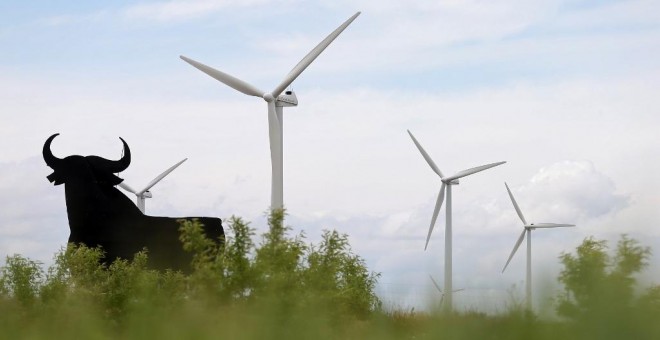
[276, 90, 298, 107]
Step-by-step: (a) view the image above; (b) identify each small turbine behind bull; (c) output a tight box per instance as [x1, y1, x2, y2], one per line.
[42, 133, 224, 272]
[119, 158, 187, 213]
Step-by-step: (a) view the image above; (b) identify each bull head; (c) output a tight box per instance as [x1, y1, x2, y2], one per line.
[43, 133, 131, 186]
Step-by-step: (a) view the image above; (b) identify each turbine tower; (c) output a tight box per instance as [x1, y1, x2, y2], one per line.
[119, 158, 187, 213]
[408, 130, 506, 312]
[180, 12, 361, 210]
[501, 182, 575, 311]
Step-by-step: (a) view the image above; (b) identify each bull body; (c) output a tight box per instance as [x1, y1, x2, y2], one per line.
[43, 133, 223, 272]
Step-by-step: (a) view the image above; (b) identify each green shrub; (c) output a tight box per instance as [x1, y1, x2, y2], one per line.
[0, 209, 383, 338]
[556, 235, 659, 339]
[3, 215, 659, 339]
[0, 254, 43, 307]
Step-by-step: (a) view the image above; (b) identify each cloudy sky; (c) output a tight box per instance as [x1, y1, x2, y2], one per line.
[2, 0, 659, 311]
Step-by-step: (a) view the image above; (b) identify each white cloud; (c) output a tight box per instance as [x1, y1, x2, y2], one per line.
[516, 160, 628, 223]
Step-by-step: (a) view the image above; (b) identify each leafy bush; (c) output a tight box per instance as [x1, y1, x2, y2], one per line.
[556, 235, 660, 339]
[178, 209, 381, 318]
[2, 217, 660, 339]
[0, 255, 43, 306]
[0, 209, 381, 338]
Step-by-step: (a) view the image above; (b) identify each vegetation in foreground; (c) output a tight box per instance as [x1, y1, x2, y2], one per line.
[1, 211, 659, 339]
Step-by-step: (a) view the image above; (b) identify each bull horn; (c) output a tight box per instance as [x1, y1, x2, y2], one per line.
[104, 137, 131, 173]
[43, 133, 62, 168]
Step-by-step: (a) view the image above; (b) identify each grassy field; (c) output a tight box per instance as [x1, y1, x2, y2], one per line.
[1, 212, 659, 339]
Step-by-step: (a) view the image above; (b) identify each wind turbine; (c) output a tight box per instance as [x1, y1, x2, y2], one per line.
[407, 129, 505, 312]
[180, 12, 361, 210]
[429, 275, 464, 307]
[119, 158, 187, 213]
[501, 182, 575, 311]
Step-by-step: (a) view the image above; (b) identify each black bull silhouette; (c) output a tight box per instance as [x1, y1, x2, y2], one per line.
[43, 133, 223, 271]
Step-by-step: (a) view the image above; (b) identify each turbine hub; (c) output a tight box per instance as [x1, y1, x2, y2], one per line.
[263, 93, 274, 102]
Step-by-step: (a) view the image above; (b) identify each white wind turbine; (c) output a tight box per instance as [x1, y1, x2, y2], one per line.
[180, 12, 361, 210]
[408, 130, 506, 312]
[429, 275, 464, 307]
[119, 158, 187, 213]
[501, 182, 575, 311]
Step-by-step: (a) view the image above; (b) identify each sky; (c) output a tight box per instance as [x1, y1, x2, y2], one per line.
[1, 0, 659, 312]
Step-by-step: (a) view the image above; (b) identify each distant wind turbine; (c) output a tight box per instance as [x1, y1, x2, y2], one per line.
[501, 182, 575, 311]
[119, 158, 187, 213]
[429, 275, 464, 306]
[408, 129, 506, 312]
[180, 12, 361, 210]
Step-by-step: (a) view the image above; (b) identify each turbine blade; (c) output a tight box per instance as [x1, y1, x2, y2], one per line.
[528, 223, 576, 228]
[138, 158, 188, 195]
[502, 229, 526, 273]
[180, 55, 265, 98]
[445, 161, 506, 182]
[118, 182, 137, 194]
[505, 182, 527, 225]
[270, 11, 360, 98]
[407, 130, 444, 178]
[425, 183, 445, 250]
[429, 275, 443, 293]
